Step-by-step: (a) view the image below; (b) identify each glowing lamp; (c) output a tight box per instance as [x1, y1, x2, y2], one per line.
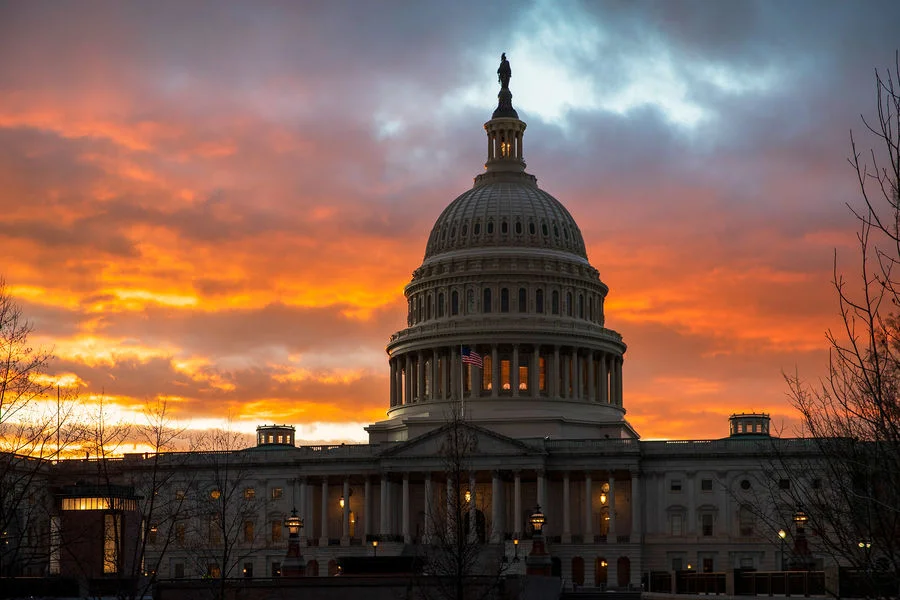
[778, 529, 787, 539]
[529, 505, 546, 534]
[465, 490, 472, 503]
[284, 508, 303, 536]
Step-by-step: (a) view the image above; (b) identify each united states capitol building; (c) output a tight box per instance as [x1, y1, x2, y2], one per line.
[28, 58, 823, 591]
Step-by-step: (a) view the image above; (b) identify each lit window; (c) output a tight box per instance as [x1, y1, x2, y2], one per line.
[210, 489, 221, 500]
[104, 514, 120, 574]
[244, 487, 255, 500]
[271, 487, 283, 500]
[244, 521, 254, 543]
[272, 520, 283, 543]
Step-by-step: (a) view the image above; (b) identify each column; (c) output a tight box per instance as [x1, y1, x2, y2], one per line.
[299, 478, 308, 545]
[631, 472, 641, 543]
[608, 356, 617, 405]
[402, 473, 411, 543]
[562, 472, 571, 543]
[417, 351, 425, 402]
[599, 353, 608, 404]
[585, 473, 593, 541]
[341, 477, 350, 545]
[537, 470, 546, 509]
[468, 473, 477, 542]
[380, 474, 389, 536]
[491, 471, 503, 543]
[319, 479, 329, 546]
[531, 345, 540, 397]
[424, 473, 433, 543]
[406, 354, 414, 403]
[447, 346, 456, 400]
[446, 477, 455, 541]
[491, 345, 499, 398]
[587, 351, 595, 402]
[573, 351, 581, 400]
[513, 471, 522, 538]
[607, 474, 616, 542]
[552, 346, 560, 398]
[363, 477, 371, 541]
[562, 352, 570, 398]
[616, 358, 624, 405]
[389, 359, 397, 406]
[432, 350, 440, 401]
[510, 344, 518, 396]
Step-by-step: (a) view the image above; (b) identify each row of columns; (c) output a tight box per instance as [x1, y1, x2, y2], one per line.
[390, 345, 623, 407]
[487, 125, 524, 160]
[294, 471, 639, 546]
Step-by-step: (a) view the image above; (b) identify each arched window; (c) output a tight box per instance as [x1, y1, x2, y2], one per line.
[529, 221, 536, 235]
[466, 289, 476, 314]
[487, 221, 494, 234]
[483, 288, 492, 313]
[518, 288, 527, 312]
[536, 289, 544, 313]
[451, 291, 459, 316]
[566, 292, 573, 317]
[500, 288, 509, 313]
[515, 221, 522, 234]
[588, 295, 593, 321]
[501, 221, 509, 234]
[438, 292, 445, 318]
[578, 294, 584, 319]
[474, 222, 481, 235]
[427, 294, 433, 320]
[551, 290, 560, 315]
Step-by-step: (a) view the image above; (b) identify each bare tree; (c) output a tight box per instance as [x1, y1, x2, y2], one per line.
[0, 279, 78, 577]
[414, 405, 508, 600]
[777, 53, 900, 595]
[183, 426, 264, 600]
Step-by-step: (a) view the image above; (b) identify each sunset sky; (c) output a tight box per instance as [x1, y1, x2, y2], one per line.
[2, 1, 899, 444]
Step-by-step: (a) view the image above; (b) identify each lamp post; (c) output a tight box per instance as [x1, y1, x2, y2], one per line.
[372, 539, 378, 557]
[858, 540, 872, 572]
[778, 529, 787, 571]
[282, 508, 305, 577]
[790, 506, 813, 571]
[525, 504, 552, 576]
[513, 537, 520, 562]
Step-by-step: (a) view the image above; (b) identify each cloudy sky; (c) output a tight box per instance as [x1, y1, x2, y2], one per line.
[1, 0, 898, 444]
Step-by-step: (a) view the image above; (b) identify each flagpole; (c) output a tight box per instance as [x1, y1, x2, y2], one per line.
[459, 344, 465, 420]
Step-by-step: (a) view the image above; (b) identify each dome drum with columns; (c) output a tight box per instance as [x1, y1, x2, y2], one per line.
[368, 58, 633, 443]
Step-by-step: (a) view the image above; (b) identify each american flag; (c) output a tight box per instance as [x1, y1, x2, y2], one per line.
[461, 346, 483, 368]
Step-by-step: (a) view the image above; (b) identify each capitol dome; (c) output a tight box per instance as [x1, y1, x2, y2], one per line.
[368, 55, 633, 443]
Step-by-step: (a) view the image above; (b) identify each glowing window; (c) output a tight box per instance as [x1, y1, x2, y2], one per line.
[210, 489, 221, 500]
[272, 520, 283, 543]
[500, 360, 510, 390]
[104, 514, 120, 574]
[271, 487, 283, 500]
[244, 488, 255, 500]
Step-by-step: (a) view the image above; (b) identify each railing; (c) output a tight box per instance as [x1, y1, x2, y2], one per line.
[388, 318, 625, 344]
[734, 570, 826, 596]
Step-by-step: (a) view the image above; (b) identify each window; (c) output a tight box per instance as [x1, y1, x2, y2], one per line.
[451, 290, 459, 315]
[482, 355, 493, 391]
[566, 292, 573, 316]
[670, 513, 683, 536]
[175, 523, 185, 546]
[474, 222, 481, 235]
[501, 221, 508, 234]
[701, 513, 714, 536]
[529, 222, 536, 235]
[518, 288, 527, 312]
[500, 288, 509, 312]
[466, 289, 475, 314]
[702, 558, 714, 573]
[244, 520, 254, 543]
[271, 562, 281, 577]
[272, 520, 283, 543]
[438, 293, 445, 317]
[271, 487, 283, 500]
[174, 563, 185, 578]
[536, 289, 544, 313]
[779, 479, 790, 490]
[426, 295, 432, 320]
[487, 221, 494, 234]
[176, 489, 186, 501]
[483, 288, 492, 313]
[243, 562, 253, 578]
[670, 480, 682, 492]
[207, 564, 221, 578]
[701, 479, 713, 492]
[515, 221, 522, 234]
[577, 294, 584, 318]
[740, 479, 751, 490]
[244, 487, 255, 500]
[672, 557, 683, 571]
[551, 291, 560, 314]
[739, 505, 755, 536]
[542, 222, 549, 236]
[104, 514, 120, 574]
[148, 524, 158, 544]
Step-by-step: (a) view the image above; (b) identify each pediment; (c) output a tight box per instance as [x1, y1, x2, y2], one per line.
[380, 421, 540, 460]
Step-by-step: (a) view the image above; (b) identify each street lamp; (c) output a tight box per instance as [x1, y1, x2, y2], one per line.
[513, 537, 520, 562]
[372, 539, 378, 557]
[282, 508, 304, 577]
[526, 505, 551, 576]
[778, 529, 787, 571]
[858, 540, 872, 571]
[529, 505, 545, 535]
